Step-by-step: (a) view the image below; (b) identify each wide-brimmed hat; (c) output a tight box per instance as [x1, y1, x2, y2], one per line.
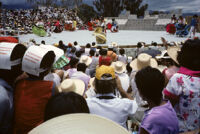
[130, 53, 158, 71]
[156, 50, 170, 59]
[80, 55, 92, 66]
[58, 79, 85, 96]
[0, 43, 20, 70]
[111, 61, 126, 74]
[29, 114, 130, 134]
[167, 46, 180, 64]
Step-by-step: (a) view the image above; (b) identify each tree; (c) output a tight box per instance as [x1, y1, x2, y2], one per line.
[77, 4, 97, 23]
[93, 0, 124, 17]
[123, 0, 148, 17]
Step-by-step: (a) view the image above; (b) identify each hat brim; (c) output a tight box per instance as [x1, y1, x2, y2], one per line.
[167, 46, 180, 64]
[130, 58, 158, 71]
[111, 62, 126, 74]
[80, 57, 92, 66]
[58, 79, 85, 96]
[29, 114, 130, 134]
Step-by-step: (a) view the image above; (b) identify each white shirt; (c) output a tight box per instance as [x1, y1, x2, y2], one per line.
[86, 93, 138, 128]
[44, 73, 61, 86]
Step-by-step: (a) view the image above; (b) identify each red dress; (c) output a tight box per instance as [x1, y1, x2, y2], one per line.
[13, 79, 54, 134]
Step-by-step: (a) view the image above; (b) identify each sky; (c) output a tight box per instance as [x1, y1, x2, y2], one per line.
[1, 0, 200, 13]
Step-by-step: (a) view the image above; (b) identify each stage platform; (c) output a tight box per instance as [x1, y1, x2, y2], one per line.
[19, 30, 200, 47]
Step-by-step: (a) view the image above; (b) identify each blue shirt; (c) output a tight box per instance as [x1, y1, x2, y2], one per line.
[0, 78, 13, 134]
[190, 18, 197, 27]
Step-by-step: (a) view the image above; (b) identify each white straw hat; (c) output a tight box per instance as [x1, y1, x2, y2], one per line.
[130, 53, 158, 71]
[58, 79, 85, 96]
[29, 114, 130, 134]
[111, 61, 126, 74]
[111, 42, 118, 48]
[167, 46, 180, 64]
[80, 55, 92, 66]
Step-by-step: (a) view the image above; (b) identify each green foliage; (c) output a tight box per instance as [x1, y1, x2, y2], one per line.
[77, 4, 97, 23]
[93, 0, 124, 17]
[123, 0, 148, 17]
[93, 0, 148, 17]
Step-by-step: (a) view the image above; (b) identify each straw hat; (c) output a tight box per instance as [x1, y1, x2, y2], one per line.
[156, 50, 170, 59]
[29, 114, 130, 134]
[58, 79, 85, 96]
[111, 42, 118, 48]
[80, 55, 92, 66]
[130, 53, 158, 71]
[111, 61, 126, 74]
[167, 46, 181, 64]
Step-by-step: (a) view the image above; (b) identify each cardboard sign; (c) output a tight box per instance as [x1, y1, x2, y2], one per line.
[0, 43, 18, 70]
[22, 46, 49, 76]
[40, 45, 64, 62]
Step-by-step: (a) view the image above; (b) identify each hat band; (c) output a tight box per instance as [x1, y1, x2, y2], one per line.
[11, 59, 21, 66]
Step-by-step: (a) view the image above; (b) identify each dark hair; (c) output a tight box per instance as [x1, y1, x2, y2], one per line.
[137, 42, 142, 48]
[69, 57, 79, 68]
[177, 39, 200, 71]
[100, 49, 107, 56]
[119, 48, 125, 55]
[86, 43, 91, 48]
[75, 51, 82, 58]
[44, 92, 89, 121]
[71, 47, 76, 53]
[126, 63, 132, 74]
[135, 66, 165, 105]
[92, 42, 96, 46]
[0, 44, 27, 83]
[41, 40, 45, 44]
[77, 63, 87, 73]
[108, 47, 113, 51]
[193, 14, 198, 18]
[74, 41, 78, 46]
[95, 74, 116, 94]
[151, 42, 157, 46]
[89, 49, 95, 56]
[39, 51, 55, 77]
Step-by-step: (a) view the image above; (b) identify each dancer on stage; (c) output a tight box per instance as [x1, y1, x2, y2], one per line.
[111, 18, 118, 32]
[189, 14, 198, 38]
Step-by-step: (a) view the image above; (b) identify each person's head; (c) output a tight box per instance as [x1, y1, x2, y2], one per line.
[71, 47, 76, 53]
[112, 18, 115, 21]
[100, 49, 107, 56]
[151, 41, 157, 47]
[89, 49, 95, 57]
[75, 51, 82, 58]
[0, 43, 27, 83]
[177, 39, 200, 71]
[41, 40, 45, 45]
[74, 41, 78, 46]
[119, 48, 125, 55]
[86, 43, 91, 48]
[69, 57, 79, 68]
[137, 42, 143, 48]
[39, 51, 56, 78]
[92, 42, 96, 47]
[193, 14, 198, 18]
[135, 66, 165, 106]
[59, 40, 63, 45]
[77, 63, 87, 73]
[44, 92, 89, 121]
[95, 65, 116, 94]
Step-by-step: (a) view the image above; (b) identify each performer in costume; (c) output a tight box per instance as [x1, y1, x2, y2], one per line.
[189, 14, 198, 38]
[111, 18, 118, 32]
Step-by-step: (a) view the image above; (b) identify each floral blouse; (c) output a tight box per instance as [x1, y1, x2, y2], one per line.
[164, 67, 200, 132]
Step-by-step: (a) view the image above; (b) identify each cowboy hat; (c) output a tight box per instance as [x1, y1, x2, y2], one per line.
[130, 53, 158, 71]
[58, 79, 85, 96]
[29, 114, 130, 134]
[80, 55, 92, 66]
[111, 61, 126, 74]
[167, 46, 180, 64]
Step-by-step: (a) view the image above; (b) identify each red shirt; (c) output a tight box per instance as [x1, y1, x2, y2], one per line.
[14, 79, 54, 134]
[99, 56, 112, 66]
